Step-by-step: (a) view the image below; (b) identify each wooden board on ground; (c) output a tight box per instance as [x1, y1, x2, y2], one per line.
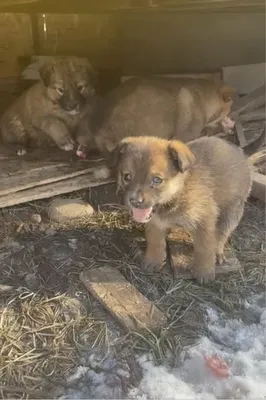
[242, 123, 265, 155]
[0, 146, 113, 208]
[250, 170, 266, 202]
[80, 267, 167, 332]
[230, 85, 265, 119]
[168, 230, 242, 280]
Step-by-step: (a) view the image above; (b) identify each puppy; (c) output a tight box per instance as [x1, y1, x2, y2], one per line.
[0, 57, 97, 155]
[112, 136, 251, 284]
[87, 76, 235, 157]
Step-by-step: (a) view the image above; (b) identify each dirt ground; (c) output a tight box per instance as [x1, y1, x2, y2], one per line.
[0, 180, 265, 399]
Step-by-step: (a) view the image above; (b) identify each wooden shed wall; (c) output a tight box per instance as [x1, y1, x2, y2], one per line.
[0, 10, 264, 78]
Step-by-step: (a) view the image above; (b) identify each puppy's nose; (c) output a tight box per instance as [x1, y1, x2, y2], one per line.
[129, 194, 144, 208]
[70, 102, 78, 110]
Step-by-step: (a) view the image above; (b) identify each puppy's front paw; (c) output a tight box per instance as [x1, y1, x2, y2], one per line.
[193, 268, 215, 285]
[17, 148, 27, 156]
[141, 253, 165, 273]
[59, 139, 75, 152]
[216, 252, 226, 266]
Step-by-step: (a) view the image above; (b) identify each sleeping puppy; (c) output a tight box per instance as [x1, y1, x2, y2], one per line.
[111, 136, 251, 284]
[0, 57, 97, 155]
[85, 76, 235, 157]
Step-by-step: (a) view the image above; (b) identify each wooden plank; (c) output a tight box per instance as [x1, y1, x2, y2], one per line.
[239, 109, 265, 123]
[250, 171, 266, 202]
[222, 63, 265, 95]
[121, 72, 222, 83]
[0, 146, 110, 207]
[235, 121, 247, 148]
[80, 267, 167, 332]
[230, 85, 265, 118]
[243, 123, 265, 156]
[0, 163, 99, 196]
[0, 166, 113, 208]
[248, 149, 266, 166]
[168, 230, 242, 280]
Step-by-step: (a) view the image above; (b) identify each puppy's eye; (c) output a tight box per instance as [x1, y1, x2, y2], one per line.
[123, 173, 131, 183]
[56, 87, 64, 95]
[152, 176, 163, 185]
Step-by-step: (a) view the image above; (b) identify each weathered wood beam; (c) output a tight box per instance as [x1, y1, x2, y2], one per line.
[230, 85, 265, 119]
[80, 267, 167, 332]
[0, 167, 113, 208]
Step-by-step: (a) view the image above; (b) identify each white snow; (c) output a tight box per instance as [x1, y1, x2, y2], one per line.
[63, 294, 266, 400]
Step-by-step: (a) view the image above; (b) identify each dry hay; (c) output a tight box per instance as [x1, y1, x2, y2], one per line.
[0, 194, 265, 398]
[0, 290, 109, 399]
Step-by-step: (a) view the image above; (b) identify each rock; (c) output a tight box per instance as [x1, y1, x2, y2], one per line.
[92, 166, 111, 180]
[47, 198, 94, 223]
[31, 213, 42, 224]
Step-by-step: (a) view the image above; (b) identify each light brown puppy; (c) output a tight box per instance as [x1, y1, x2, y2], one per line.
[88, 76, 235, 158]
[0, 57, 97, 155]
[112, 136, 251, 284]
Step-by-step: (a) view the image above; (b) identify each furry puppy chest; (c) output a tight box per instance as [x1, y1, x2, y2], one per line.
[112, 136, 251, 284]
[0, 57, 97, 154]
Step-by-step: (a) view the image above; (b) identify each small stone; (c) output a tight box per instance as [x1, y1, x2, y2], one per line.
[47, 198, 94, 223]
[93, 166, 111, 180]
[31, 213, 42, 224]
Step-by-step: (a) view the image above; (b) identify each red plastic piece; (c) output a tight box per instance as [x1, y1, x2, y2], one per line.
[204, 355, 230, 378]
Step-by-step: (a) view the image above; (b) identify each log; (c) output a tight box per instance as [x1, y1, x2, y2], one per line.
[80, 267, 167, 332]
[250, 171, 266, 202]
[168, 230, 242, 280]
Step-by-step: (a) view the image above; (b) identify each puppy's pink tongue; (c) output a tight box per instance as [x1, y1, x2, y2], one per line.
[132, 207, 152, 222]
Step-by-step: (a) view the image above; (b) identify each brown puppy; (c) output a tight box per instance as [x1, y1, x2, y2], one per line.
[88, 76, 235, 157]
[0, 57, 97, 155]
[112, 136, 251, 284]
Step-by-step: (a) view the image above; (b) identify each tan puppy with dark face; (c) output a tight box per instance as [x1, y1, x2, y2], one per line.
[112, 136, 251, 284]
[0, 57, 97, 155]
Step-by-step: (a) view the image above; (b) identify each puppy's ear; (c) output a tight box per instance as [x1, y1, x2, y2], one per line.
[107, 141, 129, 171]
[87, 65, 98, 88]
[80, 58, 98, 88]
[219, 85, 236, 102]
[39, 60, 55, 87]
[168, 141, 195, 173]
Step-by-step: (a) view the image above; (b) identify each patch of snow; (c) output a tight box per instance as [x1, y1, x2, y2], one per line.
[63, 294, 266, 400]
